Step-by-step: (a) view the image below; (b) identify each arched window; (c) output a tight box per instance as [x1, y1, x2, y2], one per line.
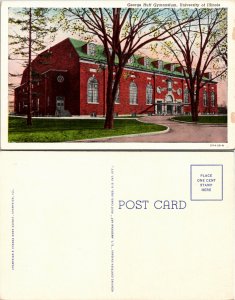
[129, 82, 138, 104]
[166, 95, 173, 102]
[146, 83, 153, 104]
[87, 77, 98, 103]
[203, 90, 208, 106]
[211, 91, 215, 107]
[184, 88, 189, 103]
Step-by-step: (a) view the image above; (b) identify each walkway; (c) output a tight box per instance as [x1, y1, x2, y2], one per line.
[82, 116, 227, 143]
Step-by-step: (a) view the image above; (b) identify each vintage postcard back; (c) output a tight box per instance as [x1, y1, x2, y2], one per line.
[0, 151, 234, 299]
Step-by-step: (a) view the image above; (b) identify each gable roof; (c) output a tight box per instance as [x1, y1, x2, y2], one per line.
[69, 38, 106, 61]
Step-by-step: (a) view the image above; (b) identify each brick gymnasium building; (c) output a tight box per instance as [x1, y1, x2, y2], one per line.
[14, 38, 218, 116]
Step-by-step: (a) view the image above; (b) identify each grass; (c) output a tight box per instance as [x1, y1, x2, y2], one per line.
[8, 116, 167, 142]
[171, 115, 227, 124]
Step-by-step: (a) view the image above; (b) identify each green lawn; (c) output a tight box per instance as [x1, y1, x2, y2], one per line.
[8, 117, 167, 142]
[172, 115, 227, 124]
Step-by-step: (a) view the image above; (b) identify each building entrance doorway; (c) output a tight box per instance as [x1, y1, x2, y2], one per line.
[177, 105, 182, 114]
[56, 96, 65, 115]
[167, 104, 173, 114]
[156, 101, 162, 115]
[165, 95, 174, 115]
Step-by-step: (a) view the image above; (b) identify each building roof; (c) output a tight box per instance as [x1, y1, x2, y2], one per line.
[69, 38, 105, 61]
[69, 38, 184, 77]
[68, 38, 215, 83]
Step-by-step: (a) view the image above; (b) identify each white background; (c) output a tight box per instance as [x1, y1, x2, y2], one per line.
[0, 151, 234, 299]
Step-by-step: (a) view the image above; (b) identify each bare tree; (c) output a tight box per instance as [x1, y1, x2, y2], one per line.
[159, 8, 227, 121]
[61, 8, 193, 129]
[9, 8, 56, 125]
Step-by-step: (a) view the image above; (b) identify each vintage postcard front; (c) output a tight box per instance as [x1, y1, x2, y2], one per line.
[1, 0, 235, 150]
[0, 151, 234, 299]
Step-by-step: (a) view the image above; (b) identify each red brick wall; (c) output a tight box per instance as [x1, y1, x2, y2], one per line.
[20, 38, 81, 115]
[15, 38, 218, 116]
[32, 71, 69, 115]
[194, 83, 217, 114]
[116, 70, 155, 115]
[79, 62, 106, 116]
[80, 68, 156, 116]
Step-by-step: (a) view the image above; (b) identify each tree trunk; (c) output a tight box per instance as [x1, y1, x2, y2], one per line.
[27, 8, 32, 126]
[104, 97, 115, 129]
[104, 67, 115, 129]
[191, 102, 199, 122]
[190, 90, 199, 122]
[194, 91, 200, 122]
[104, 67, 123, 129]
[191, 108, 197, 122]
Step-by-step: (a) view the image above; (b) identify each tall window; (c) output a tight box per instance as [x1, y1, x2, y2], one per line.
[87, 43, 96, 56]
[146, 83, 153, 104]
[87, 77, 98, 103]
[184, 88, 189, 103]
[211, 91, 215, 107]
[129, 82, 138, 104]
[167, 79, 172, 91]
[144, 57, 150, 68]
[112, 82, 120, 104]
[203, 90, 208, 106]
[158, 60, 163, 70]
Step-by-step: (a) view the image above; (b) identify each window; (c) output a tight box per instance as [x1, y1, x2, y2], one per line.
[203, 90, 208, 106]
[144, 57, 150, 68]
[128, 56, 134, 65]
[129, 82, 138, 105]
[167, 79, 172, 91]
[112, 82, 120, 104]
[166, 95, 173, 102]
[87, 43, 96, 56]
[158, 60, 163, 70]
[177, 88, 182, 96]
[115, 87, 120, 103]
[211, 91, 215, 107]
[87, 77, 98, 103]
[146, 83, 153, 104]
[184, 88, 189, 103]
